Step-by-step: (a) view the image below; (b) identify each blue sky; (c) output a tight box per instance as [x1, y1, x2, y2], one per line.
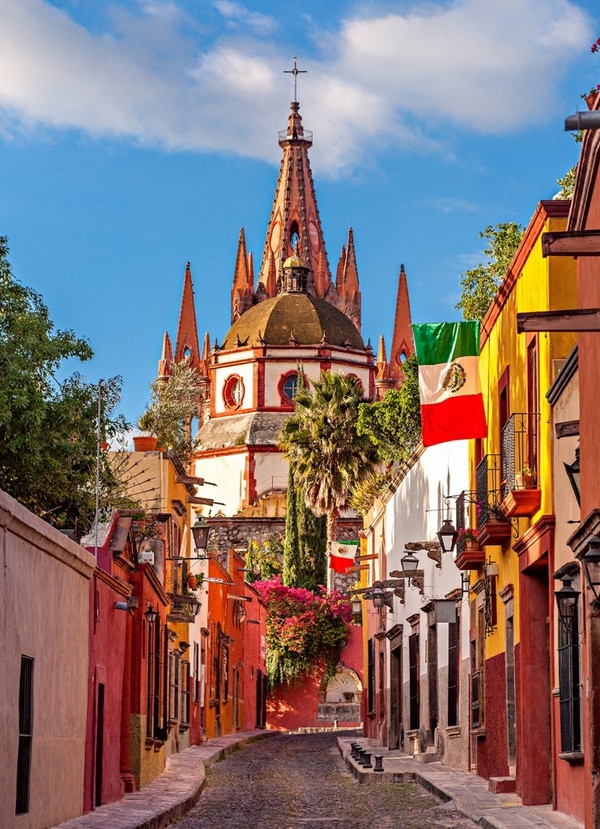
[0, 0, 598, 425]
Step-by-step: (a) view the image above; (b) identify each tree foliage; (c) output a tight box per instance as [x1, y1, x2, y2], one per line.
[356, 355, 421, 465]
[278, 371, 377, 543]
[282, 465, 327, 591]
[455, 223, 524, 321]
[138, 360, 202, 462]
[0, 236, 126, 533]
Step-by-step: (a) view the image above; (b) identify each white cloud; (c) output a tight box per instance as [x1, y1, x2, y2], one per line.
[213, 0, 278, 35]
[0, 0, 592, 175]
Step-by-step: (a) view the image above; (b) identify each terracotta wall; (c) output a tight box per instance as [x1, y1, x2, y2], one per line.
[0, 489, 95, 829]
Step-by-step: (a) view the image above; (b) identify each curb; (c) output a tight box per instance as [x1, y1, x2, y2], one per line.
[52, 731, 273, 829]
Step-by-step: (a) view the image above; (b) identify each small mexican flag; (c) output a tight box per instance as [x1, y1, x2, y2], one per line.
[412, 321, 487, 447]
[329, 541, 358, 573]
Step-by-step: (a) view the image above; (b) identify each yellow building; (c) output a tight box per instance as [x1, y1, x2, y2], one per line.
[466, 200, 576, 805]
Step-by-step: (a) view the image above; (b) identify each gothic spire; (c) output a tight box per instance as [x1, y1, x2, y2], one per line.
[175, 262, 201, 370]
[231, 228, 254, 322]
[389, 264, 414, 386]
[257, 100, 331, 298]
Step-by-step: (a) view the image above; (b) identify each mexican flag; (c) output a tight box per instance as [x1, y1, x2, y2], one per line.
[412, 321, 487, 447]
[329, 541, 358, 573]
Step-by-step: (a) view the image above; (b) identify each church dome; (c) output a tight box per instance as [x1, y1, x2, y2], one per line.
[221, 293, 365, 350]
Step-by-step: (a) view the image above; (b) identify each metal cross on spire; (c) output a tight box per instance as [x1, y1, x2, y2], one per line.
[284, 57, 307, 103]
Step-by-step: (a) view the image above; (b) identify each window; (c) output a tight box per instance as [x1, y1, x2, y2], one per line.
[558, 597, 582, 756]
[409, 631, 420, 730]
[447, 620, 459, 727]
[223, 375, 244, 409]
[16, 656, 33, 815]
[367, 639, 375, 715]
[282, 373, 298, 402]
[181, 660, 191, 727]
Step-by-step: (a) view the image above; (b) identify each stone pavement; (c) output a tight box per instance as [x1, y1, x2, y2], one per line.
[338, 735, 584, 829]
[51, 729, 584, 829]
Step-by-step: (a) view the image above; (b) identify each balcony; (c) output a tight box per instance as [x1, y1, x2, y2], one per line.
[500, 412, 541, 518]
[454, 491, 485, 569]
[475, 454, 511, 546]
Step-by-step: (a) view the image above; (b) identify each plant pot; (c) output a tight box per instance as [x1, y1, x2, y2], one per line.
[133, 434, 158, 452]
[515, 472, 534, 490]
[187, 574, 199, 590]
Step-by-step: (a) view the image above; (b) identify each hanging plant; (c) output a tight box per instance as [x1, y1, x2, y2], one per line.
[253, 577, 352, 689]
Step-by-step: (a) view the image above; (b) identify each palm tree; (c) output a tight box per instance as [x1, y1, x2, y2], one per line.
[279, 371, 377, 545]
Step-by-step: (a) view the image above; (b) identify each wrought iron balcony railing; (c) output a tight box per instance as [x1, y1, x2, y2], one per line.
[501, 412, 540, 497]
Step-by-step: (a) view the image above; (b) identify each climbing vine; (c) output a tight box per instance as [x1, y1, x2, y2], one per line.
[253, 577, 352, 690]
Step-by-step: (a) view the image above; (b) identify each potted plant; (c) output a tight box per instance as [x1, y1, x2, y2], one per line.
[186, 572, 203, 591]
[457, 527, 479, 550]
[515, 464, 534, 490]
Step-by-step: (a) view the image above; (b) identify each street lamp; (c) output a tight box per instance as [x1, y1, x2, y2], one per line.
[555, 577, 580, 628]
[191, 517, 211, 557]
[564, 446, 581, 506]
[371, 583, 385, 610]
[577, 534, 600, 607]
[437, 518, 458, 554]
[401, 551, 419, 580]
[144, 604, 159, 624]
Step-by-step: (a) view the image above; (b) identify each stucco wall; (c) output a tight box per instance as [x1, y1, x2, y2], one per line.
[0, 489, 95, 829]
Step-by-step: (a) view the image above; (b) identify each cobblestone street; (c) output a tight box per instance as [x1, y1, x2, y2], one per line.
[167, 733, 475, 829]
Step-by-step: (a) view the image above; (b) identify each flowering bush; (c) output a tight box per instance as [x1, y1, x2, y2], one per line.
[457, 527, 478, 544]
[591, 37, 600, 55]
[253, 576, 353, 689]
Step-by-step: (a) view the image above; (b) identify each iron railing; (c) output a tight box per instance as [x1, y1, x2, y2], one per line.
[475, 454, 504, 528]
[501, 412, 539, 498]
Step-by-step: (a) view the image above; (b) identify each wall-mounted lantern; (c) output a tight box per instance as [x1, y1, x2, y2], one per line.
[564, 446, 581, 506]
[437, 518, 458, 554]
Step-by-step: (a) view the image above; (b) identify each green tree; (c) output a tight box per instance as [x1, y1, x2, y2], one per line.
[356, 355, 421, 465]
[455, 222, 524, 321]
[283, 465, 327, 591]
[279, 371, 377, 544]
[138, 360, 202, 462]
[0, 236, 126, 533]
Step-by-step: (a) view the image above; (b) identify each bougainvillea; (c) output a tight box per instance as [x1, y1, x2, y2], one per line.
[253, 576, 353, 689]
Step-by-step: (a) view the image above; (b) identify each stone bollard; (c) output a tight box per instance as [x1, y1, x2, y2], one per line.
[373, 755, 384, 773]
[350, 742, 360, 760]
[362, 751, 372, 769]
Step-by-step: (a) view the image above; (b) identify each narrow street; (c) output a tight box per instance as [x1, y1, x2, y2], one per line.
[167, 732, 475, 829]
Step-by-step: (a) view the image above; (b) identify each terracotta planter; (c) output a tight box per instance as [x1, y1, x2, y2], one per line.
[133, 435, 158, 452]
[187, 574, 199, 590]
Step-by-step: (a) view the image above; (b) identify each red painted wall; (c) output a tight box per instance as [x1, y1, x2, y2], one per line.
[267, 623, 363, 731]
[474, 651, 509, 780]
[84, 574, 128, 813]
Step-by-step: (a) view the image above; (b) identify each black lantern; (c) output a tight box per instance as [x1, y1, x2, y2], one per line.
[191, 517, 211, 555]
[187, 596, 202, 618]
[371, 583, 385, 610]
[578, 534, 600, 606]
[564, 446, 581, 506]
[437, 518, 458, 553]
[401, 551, 419, 579]
[144, 604, 159, 624]
[555, 577, 579, 626]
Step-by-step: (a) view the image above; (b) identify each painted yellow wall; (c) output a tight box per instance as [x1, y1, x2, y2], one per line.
[476, 206, 577, 655]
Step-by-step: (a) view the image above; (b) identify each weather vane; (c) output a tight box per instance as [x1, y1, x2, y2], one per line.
[284, 57, 307, 103]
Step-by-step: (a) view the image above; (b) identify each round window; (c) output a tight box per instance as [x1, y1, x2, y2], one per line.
[223, 375, 244, 408]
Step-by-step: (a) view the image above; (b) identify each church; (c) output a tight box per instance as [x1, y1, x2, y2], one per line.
[156, 92, 415, 531]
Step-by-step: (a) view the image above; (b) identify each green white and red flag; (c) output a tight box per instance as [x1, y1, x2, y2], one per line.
[329, 541, 358, 573]
[412, 321, 487, 447]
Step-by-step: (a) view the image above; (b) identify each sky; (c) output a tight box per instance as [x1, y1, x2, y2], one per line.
[1, 0, 599, 426]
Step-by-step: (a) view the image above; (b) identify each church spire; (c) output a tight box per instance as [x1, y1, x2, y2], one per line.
[336, 228, 361, 331]
[231, 228, 254, 322]
[157, 331, 173, 384]
[175, 262, 201, 370]
[257, 98, 331, 298]
[389, 264, 414, 386]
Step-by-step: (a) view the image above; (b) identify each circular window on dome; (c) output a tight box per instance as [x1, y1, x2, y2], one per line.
[223, 375, 244, 409]
[279, 371, 300, 405]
